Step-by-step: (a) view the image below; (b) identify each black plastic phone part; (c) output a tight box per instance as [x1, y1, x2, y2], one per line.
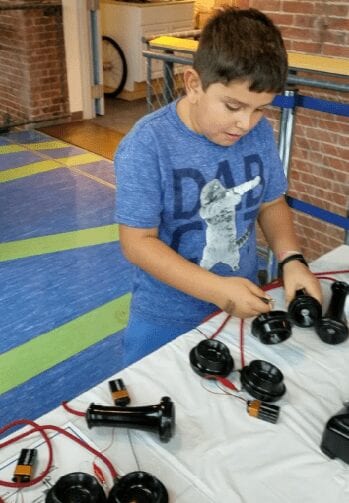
[86, 397, 175, 443]
[46, 472, 107, 503]
[108, 471, 168, 503]
[315, 280, 349, 345]
[251, 310, 292, 344]
[240, 360, 286, 402]
[109, 378, 130, 406]
[189, 339, 234, 379]
[321, 403, 349, 464]
[247, 400, 280, 424]
[288, 288, 322, 327]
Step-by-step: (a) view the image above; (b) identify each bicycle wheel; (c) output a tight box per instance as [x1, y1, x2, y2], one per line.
[102, 35, 127, 97]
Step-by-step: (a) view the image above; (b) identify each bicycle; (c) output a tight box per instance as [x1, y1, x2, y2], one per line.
[102, 35, 127, 97]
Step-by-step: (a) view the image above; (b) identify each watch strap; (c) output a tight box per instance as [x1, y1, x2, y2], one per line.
[278, 253, 308, 276]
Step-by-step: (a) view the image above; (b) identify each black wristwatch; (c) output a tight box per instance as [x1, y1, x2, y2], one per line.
[278, 253, 308, 277]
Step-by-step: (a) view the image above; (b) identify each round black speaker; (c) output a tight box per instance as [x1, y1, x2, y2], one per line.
[108, 471, 168, 503]
[45, 472, 107, 503]
[251, 310, 292, 344]
[315, 318, 348, 345]
[240, 360, 286, 402]
[189, 339, 234, 378]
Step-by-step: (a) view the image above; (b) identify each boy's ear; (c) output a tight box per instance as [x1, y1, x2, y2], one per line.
[184, 68, 203, 103]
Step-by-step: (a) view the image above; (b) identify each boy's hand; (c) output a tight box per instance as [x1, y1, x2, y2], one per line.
[214, 277, 274, 319]
[282, 261, 323, 307]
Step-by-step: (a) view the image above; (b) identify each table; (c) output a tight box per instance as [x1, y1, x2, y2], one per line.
[1, 246, 348, 502]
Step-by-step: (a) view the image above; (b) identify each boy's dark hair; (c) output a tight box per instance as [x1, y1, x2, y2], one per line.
[193, 7, 288, 93]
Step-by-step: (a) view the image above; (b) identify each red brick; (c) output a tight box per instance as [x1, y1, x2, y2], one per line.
[283, 1, 315, 14]
[323, 44, 349, 58]
[328, 18, 349, 31]
[251, 0, 281, 11]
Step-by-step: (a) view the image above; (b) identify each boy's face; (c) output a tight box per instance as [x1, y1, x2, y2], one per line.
[183, 72, 275, 147]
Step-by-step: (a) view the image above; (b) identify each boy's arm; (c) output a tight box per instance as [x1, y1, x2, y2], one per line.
[119, 224, 273, 319]
[258, 196, 322, 304]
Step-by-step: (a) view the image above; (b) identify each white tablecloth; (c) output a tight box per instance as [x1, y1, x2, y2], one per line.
[1, 245, 348, 502]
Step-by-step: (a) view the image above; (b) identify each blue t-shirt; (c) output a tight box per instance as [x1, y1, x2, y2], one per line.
[115, 100, 287, 325]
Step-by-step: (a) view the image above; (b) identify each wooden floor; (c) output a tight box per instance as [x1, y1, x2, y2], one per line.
[40, 121, 124, 160]
[40, 97, 148, 160]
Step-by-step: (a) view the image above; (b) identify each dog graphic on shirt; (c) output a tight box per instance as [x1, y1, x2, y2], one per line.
[199, 176, 260, 271]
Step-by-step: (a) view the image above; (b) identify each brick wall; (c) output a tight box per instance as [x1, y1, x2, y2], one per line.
[246, 0, 349, 260]
[0, 0, 69, 130]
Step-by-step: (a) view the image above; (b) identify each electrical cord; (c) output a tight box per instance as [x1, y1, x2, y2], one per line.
[62, 401, 86, 417]
[0, 419, 118, 489]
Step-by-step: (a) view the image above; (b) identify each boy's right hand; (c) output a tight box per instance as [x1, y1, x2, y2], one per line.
[214, 276, 274, 319]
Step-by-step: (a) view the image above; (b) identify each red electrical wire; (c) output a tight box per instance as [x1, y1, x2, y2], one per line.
[316, 269, 349, 275]
[62, 401, 86, 417]
[239, 319, 245, 369]
[0, 419, 53, 488]
[209, 314, 231, 339]
[316, 276, 337, 282]
[0, 419, 118, 489]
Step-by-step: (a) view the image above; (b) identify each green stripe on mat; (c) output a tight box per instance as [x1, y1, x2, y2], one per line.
[0, 144, 25, 154]
[0, 225, 120, 262]
[0, 294, 131, 394]
[0, 159, 61, 183]
[24, 140, 71, 151]
[0, 140, 71, 154]
[0, 153, 103, 183]
[59, 153, 102, 166]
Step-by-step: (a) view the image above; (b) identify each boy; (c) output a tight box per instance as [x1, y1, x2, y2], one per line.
[115, 7, 322, 366]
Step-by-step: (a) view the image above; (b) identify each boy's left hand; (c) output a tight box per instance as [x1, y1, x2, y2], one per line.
[282, 260, 323, 307]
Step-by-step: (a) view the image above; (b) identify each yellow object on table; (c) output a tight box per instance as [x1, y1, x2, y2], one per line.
[148, 36, 349, 78]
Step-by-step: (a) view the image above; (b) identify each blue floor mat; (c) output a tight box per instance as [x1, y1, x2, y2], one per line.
[0, 242, 133, 352]
[0, 329, 125, 430]
[0, 130, 130, 428]
[0, 168, 116, 242]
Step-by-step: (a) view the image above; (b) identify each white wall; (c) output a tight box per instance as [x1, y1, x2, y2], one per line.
[62, 0, 83, 114]
[62, 0, 95, 119]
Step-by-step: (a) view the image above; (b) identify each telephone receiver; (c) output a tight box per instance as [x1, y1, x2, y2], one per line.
[315, 280, 349, 344]
[86, 396, 175, 443]
[46, 470, 168, 502]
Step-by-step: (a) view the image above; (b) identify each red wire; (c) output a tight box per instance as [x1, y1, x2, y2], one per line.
[316, 276, 337, 282]
[209, 314, 231, 339]
[62, 401, 86, 417]
[0, 419, 118, 489]
[239, 319, 245, 369]
[316, 269, 349, 275]
[0, 419, 53, 488]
